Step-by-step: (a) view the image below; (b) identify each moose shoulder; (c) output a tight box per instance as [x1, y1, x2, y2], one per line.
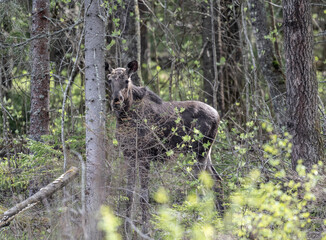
[108, 60, 223, 232]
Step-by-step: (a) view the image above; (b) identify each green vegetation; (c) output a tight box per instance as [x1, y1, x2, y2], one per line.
[0, 0, 325, 239]
[99, 125, 326, 239]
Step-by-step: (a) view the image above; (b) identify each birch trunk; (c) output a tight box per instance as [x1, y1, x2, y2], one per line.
[84, 0, 107, 239]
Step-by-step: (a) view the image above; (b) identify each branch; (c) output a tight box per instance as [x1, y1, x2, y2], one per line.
[0, 166, 79, 228]
[116, 213, 154, 240]
[315, 31, 326, 37]
[0, 20, 83, 49]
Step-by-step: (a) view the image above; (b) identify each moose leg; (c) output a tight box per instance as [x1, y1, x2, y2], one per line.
[205, 150, 224, 212]
[125, 155, 136, 237]
[194, 149, 224, 213]
[139, 158, 150, 234]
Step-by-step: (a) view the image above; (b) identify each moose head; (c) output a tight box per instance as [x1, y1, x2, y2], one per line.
[107, 61, 138, 111]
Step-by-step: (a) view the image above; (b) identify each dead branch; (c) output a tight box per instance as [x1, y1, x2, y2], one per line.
[0, 166, 79, 228]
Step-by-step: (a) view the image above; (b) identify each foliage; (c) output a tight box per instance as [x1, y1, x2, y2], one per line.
[151, 165, 326, 240]
[101, 168, 326, 240]
[226, 164, 324, 240]
[99, 206, 122, 240]
[153, 171, 223, 240]
[100, 125, 326, 240]
[0, 0, 325, 239]
[0, 137, 62, 197]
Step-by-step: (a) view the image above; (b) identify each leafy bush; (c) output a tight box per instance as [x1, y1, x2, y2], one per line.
[100, 206, 122, 240]
[226, 163, 324, 239]
[100, 125, 326, 240]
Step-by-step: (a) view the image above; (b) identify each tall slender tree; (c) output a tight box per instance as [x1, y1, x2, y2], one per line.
[202, 1, 242, 113]
[283, 0, 324, 169]
[248, 0, 286, 127]
[84, 0, 107, 239]
[201, 1, 215, 107]
[29, 0, 50, 141]
[116, 0, 142, 85]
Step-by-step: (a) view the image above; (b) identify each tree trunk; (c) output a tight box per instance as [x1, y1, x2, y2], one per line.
[201, 2, 215, 107]
[29, 0, 50, 141]
[1, 13, 13, 92]
[248, 0, 286, 127]
[221, 2, 243, 117]
[139, 0, 151, 84]
[84, 0, 107, 239]
[283, 0, 324, 169]
[116, 0, 142, 86]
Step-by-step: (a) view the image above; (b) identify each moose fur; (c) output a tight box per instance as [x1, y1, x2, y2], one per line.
[108, 60, 223, 233]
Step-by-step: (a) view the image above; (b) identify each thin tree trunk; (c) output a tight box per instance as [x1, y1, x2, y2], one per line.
[134, 0, 142, 83]
[84, 0, 107, 239]
[248, 0, 286, 127]
[117, 0, 141, 86]
[139, 0, 151, 84]
[29, 0, 50, 141]
[216, 0, 224, 112]
[201, 2, 214, 107]
[283, 0, 324, 169]
[241, 4, 250, 124]
[268, 2, 283, 69]
[1, 12, 13, 91]
[210, 0, 219, 110]
[0, 57, 9, 141]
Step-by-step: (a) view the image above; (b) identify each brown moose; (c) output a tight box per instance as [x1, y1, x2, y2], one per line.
[108, 60, 223, 234]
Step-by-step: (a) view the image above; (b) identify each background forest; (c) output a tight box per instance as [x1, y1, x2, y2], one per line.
[0, 0, 326, 239]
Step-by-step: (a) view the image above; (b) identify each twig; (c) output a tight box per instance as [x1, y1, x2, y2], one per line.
[116, 214, 154, 240]
[265, 1, 282, 8]
[315, 31, 326, 37]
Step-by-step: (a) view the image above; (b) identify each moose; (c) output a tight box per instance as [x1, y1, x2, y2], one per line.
[108, 60, 223, 233]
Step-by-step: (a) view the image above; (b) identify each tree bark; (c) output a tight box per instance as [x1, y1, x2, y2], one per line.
[248, 0, 286, 127]
[201, 2, 215, 107]
[221, 2, 242, 115]
[84, 0, 107, 239]
[29, 0, 50, 141]
[116, 0, 142, 86]
[283, 0, 324, 169]
[139, 0, 151, 84]
[0, 166, 78, 229]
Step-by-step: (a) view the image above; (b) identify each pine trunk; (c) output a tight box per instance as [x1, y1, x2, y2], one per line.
[283, 0, 324, 169]
[30, 0, 50, 141]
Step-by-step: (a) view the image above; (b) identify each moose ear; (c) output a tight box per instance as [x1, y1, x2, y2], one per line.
[127, 60, 138, 74]
[105, 62, 113, 74]
[107, 74, 112, 84]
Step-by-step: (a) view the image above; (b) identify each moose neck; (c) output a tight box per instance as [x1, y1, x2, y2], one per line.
[131, 85, 147, 101]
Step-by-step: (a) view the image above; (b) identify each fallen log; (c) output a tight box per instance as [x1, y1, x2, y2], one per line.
[0, 166, 79, 228]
